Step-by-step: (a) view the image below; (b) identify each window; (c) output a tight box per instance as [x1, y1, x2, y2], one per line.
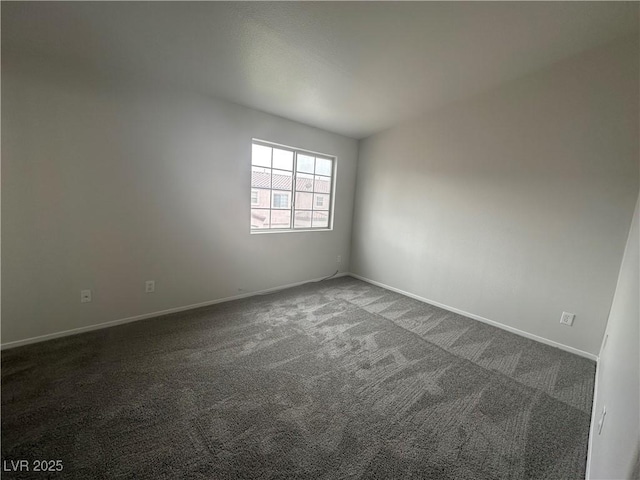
[273, 192, 289, 209]
[251, 140, 335, 231]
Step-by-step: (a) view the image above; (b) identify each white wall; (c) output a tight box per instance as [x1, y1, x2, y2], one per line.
[1, 55, 358, 345]
[351, 37, 639, 356]
[588, 195, 639, 480]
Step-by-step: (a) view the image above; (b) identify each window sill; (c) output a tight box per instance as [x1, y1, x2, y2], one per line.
[250, 228, 333, 235]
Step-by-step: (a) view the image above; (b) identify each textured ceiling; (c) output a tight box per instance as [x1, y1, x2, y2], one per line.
[3, 2, 638, 139]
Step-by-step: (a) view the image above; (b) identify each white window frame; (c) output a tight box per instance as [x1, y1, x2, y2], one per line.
[251, 190, 259, 205]
[251, 139, 336, 233]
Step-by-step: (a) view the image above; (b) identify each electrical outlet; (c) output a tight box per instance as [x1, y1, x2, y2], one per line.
[337, 255, 342, 264]
[597, 406, 607, 435]
[145, 280, 155, 293]
[80, 289, 92, 303]
[560, 311, 575, 326]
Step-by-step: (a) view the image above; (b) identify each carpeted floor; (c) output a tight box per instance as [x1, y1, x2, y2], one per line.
[2, 277, 595, 479]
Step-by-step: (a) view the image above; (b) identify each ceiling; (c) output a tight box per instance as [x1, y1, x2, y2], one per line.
[3, 2, 638, 139]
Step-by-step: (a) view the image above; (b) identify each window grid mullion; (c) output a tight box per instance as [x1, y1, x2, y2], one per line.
[311, 156, 316, 227]
[291, 151, 297, 229]
[269, 147, 274, 226]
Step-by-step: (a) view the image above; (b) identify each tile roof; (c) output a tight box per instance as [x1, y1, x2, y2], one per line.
[251, 171, 330, 192]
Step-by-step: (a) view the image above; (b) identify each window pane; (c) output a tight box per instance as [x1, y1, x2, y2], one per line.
[314, 193, 329, 210]
[294, 210, 312, 229]
[296, 173, 314, 192]
[314, 175, 331, 193]
[272, 191, 291, 209]
[252, 144, 272, 167]
[272, 169, 292, 190]
[251, 189, 270, 208]
[315, 158, 332, 176]
[295, 192, 313, 210]
[251, 209, 270, 229]
[273, 148, 293, 171]
[312, 211, 329, 228]
[270, 210, 291, 229]
[252, 167, 271, 188]
[297, 154, 315, 174]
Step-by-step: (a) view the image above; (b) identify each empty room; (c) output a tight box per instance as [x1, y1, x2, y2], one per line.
[2, 2, 638, 479]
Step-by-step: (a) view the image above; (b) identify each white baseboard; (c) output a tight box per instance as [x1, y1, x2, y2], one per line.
[585, 357, 601, 480]
[348, 273, 599, 361]
[2, 271, 598, 363]
[0, 272, 349, 350]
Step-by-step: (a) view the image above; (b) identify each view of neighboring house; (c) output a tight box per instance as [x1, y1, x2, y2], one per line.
[250, 165, 332, 230]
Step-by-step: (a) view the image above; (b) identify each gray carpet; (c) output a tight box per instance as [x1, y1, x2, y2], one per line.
[1, 277, 595, 479]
